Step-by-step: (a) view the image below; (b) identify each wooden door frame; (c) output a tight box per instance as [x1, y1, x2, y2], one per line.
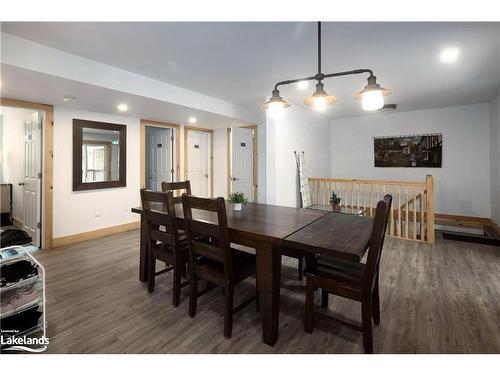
[227, 125, 258, 203]
[184, 126, 214, 198]
[0, 98, 54, 249]
[140, 119, 180, 189]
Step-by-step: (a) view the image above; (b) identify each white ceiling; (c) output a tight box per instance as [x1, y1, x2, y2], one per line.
[0, 64, 249, 129]
[2, 22, 500, 119]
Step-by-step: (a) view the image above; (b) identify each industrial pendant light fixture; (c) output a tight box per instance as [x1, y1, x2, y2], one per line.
[263, 22, 391, 118]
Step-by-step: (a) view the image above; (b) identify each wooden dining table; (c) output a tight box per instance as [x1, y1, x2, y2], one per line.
[131, 202, 373, 346]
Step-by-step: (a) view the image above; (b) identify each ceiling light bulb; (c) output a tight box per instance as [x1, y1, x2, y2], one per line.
[313, 96, 327, 112]
[297, 81, 309, 90]
[188, 117, 197, 124]
[440, 47, 459, 63]
[268, 101, 285, 119]
[362, 90, 384, 111]
[117, 103, 128, 112]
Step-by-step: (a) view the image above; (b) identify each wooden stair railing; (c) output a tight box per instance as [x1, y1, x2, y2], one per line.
[308, 175, 435, 244]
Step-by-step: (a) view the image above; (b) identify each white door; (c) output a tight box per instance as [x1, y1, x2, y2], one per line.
[22, 111, 42, 247]
[145, 126, 173, 191]
[187, 130, 210, 197]
[231, 127, 254, 202]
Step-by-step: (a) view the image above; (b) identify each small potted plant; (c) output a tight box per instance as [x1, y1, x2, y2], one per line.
[330, 191, 341, 212]
[229, 192, 248, 211]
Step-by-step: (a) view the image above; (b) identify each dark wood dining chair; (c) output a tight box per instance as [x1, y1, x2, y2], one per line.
[140, 189, 190, 306]
[281, 248, 307, 280]
[163, 180, 218, 245]
[161, 180, 191, 203]
[304, 194, 392, 353]
[182, 194, 259, 338]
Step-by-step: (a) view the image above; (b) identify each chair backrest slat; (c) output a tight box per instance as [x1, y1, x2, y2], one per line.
[182, 194, 233, 281]
[162, 180, 191, 203]
[190, 220, 222, 239]
[191, 241, 225, 263]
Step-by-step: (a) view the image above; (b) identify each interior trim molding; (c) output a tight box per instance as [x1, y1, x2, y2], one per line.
[52, 221, 140, 248]
[489, 219, 500, 237]
[140, 119, 181, 189]
[435, 213, 500, 237]
[0, 97, 54, 249]
[435, 213, 491, 228]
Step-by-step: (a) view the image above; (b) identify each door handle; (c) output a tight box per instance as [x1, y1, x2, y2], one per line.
[204, 174, 209, 178]
[231, 177, 239, 181]
[18, 182, 25, 186]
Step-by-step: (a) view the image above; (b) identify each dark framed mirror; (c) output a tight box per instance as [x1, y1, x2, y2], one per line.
[73, 119, 126, 191]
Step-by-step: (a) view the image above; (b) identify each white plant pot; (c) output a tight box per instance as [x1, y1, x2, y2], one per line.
[233, 203, 242, 211]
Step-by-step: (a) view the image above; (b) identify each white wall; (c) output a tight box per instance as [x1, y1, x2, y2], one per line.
[257, 122, 266, 203]
[266, 105, 331, 207]
[53, 108, 140, 238]
[490, 94, 500, 225]
[0, 106, 36, 221]
[212, 128, 228, 198]
[330, 103, 491, 217]
[52, 110, 263, 238]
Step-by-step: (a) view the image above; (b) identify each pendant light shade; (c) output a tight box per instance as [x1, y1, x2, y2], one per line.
[303, 82, 336, 111]
[263, 89, 291, 119]
[355, 75, 391, 111]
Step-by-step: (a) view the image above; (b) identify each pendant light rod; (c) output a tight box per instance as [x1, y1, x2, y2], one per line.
[318, 21, 321, 75]
[273, 68, 374, 91]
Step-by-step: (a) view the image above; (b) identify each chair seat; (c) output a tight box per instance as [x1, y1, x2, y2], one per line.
[306, 256, 364, 286]
[316, 256, 365, 274]
[195, 249, 256, 285]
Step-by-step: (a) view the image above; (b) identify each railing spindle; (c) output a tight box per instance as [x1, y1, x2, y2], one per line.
[398, 191, 402, 237]
[390, 191, 394, 236]
[413, 190, 417, 240]
[420, 189, 424, 240]
[405, 189, 409, 239]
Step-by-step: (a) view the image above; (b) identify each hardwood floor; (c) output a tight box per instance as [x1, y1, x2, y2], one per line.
[35, 230, 500, 353]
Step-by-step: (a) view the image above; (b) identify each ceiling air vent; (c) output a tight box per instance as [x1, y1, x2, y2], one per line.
[378, 104, 397, 112]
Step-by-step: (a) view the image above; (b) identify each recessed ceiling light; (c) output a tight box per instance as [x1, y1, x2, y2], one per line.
[63, 96, 77, 103]
[117, 103, 128, 112]
[296, 80, 309, 90]
[440, 47, 460, 63]
[188, 117, 197, 124]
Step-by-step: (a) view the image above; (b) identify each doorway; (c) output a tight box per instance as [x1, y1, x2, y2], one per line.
[0, 106, 43, 247]
[228, 125, 258, 202]
[145, 126, 174, 191]
[140, 119, 180, 190]
[184, 127, 213, 197]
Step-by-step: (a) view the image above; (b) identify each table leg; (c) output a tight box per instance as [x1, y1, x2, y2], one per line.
[139, 215, 148, 282]
[256, 240, 281, 346]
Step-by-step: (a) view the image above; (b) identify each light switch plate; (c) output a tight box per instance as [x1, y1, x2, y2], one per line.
[94, 207, 103, 217]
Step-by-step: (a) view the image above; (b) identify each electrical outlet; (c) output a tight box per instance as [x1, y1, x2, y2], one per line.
[94, 207, 103, 217]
